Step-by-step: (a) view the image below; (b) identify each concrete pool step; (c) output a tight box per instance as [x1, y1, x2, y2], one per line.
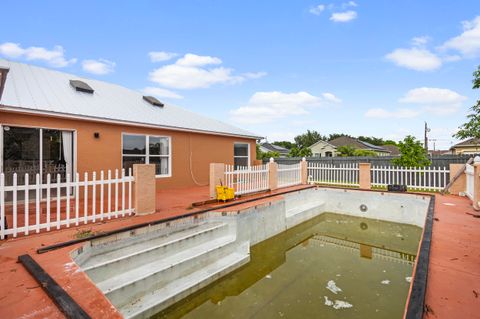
[286, 200, 326, 228]
[84, 221, 224, 258]
[119, 244, 250, 319]
[98, 235, 243, 309]
[82, 222, 229, 281]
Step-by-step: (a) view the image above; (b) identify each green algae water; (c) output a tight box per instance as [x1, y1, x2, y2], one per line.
[153, 213, 422, 319]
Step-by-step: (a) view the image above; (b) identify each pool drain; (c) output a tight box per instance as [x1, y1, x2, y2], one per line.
[360, 204, 368, 212]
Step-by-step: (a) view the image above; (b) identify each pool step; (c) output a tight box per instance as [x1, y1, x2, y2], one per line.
[120, 243, 250, 319]
[82, 222, 229, 282]
[98, 234, 240, 306]
[77, 221, 250, 319]
[286, 200, 325, 228]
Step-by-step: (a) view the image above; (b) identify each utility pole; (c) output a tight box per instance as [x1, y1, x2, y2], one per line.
[424, 122, 430, 153]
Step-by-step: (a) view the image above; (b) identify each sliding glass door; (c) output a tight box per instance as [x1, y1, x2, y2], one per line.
[1, 126, 74, 200]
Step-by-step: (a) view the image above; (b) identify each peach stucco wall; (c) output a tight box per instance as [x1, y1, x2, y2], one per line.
[0, 111, 257, 189]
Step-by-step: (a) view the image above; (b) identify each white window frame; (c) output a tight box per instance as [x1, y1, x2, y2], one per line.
[121, 133, 172, 178]
[234, 142, 250, 168]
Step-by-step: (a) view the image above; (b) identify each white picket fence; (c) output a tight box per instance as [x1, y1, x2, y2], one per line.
[371, 166, 449, 191]
[0, 169, 134, 239]
[465, 164, 474, 200]
[307, 163, 359, 187]
[278, 163, 302, 188]
[224, 164, 269, 195]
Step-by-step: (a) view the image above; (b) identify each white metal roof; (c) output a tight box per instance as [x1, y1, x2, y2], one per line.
[0, 59, 260, 139]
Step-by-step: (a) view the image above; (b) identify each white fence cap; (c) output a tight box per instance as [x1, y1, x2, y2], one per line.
[269, 157, 275, 163]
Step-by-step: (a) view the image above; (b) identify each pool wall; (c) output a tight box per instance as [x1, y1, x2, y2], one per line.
[211, 187, 430, 246]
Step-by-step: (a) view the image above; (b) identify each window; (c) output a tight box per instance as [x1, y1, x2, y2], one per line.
[234, 143, 250, 169]
[1, 125, 74, 200]
[122, 134, 170, 177]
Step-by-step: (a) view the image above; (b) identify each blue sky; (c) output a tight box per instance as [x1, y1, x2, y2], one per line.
[1, 1, 479, 149]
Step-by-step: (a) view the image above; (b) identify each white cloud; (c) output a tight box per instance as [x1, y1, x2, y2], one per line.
[342, 1, 357, 8]
[0, 42, 76, 67]
[242, 71, 267, 79]
[82, 59, 116, 75]
[330, 11, 357, 22]
[322, 92, 342, 103]
[385, 48, 442, 71]
[143, 86, 183, 99]
[230, 91, 339, 124]
[148, 51, 178, 62]
[149, 53, 261, 89]
[399, 87, 467, 115]
[411, 36, 430, 47]
[365, 87, 466, 119]
[365, 108, 420, 119]
[175, 53, 222, 67]
[309, 5, 326, 15]
[441, 16, 480, 57]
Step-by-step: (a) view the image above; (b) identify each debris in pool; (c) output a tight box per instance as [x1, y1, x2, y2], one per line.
[405, 277, 412, 283]
[324, 296, 334, 306]
[265, 274, 272, 279]
[326, 280, 342, 294]
[336, 274, 341, 277]
[381, 280, 390, 285]
[324, 296, 353, 309]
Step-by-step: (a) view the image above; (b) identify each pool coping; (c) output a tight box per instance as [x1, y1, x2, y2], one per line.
[404, 194, 434, 319]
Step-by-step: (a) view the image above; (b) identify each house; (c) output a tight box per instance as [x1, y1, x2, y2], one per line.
[328, 136, 390, 156]
[259, 142, 289, 157]
[382, 144, 400, 156]
[309, 140, 338, 157]
[0, 59, 261, 189]
[450, 138, 480, 155]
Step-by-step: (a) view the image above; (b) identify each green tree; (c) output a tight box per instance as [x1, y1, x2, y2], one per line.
[383, 140, 398, 146]
[454, 65, 480, 139]
[288, 146, 312, 157]
[294, 130, 326, 149]
[337, 145, 356, 157]
[272, 141, 294, 149]
[392, 135, 431, 167]
[328, 133, 351, 141]
[353, 149, 378, 157]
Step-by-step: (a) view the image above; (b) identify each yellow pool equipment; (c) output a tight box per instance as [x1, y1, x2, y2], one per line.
[216, 185, 235, 201]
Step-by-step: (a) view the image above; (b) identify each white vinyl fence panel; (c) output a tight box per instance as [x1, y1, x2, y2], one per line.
[0, 169, 134, 239]
[224, 164, 269, 196]
[465, 164, 474, 200]
[307, 163, 359, 187]
[278, 163, 302, 188]
[371, 166, 449, 191]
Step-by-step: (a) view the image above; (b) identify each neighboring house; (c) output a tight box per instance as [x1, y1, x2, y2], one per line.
[309, 140, 338, 157]
[0, 59, 261, 189]
[450, 138, 480, 155]
[328, 136, 391, 156]
[259, 142, 289, 157]
[382, 145, 400, 156]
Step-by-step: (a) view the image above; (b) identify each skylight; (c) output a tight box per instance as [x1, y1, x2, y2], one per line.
[70, 80, 94, 94]
[143, 95, 164, 107]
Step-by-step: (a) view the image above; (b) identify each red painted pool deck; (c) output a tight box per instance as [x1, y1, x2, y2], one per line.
[0, 186, 478, 319]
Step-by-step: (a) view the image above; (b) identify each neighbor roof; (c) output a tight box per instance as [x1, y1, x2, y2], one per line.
[329, 136, 389, 152]
[260, 142, 289, 154]
[0, 59, 260, 139]
[450, 138, 480, 149]
[382, 144, 400, 156]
